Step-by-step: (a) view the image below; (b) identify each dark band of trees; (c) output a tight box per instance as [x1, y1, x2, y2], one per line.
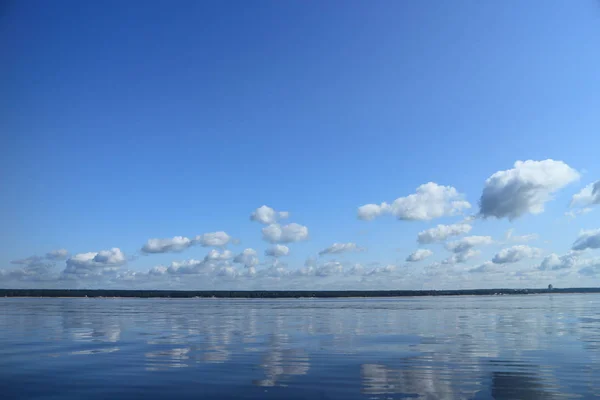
[1, 287, 600, 298]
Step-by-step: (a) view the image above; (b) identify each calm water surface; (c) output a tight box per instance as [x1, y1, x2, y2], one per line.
[1, 295, 600, 399]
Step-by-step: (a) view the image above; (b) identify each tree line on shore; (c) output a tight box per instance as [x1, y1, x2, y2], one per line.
[1, 287, 600, 298]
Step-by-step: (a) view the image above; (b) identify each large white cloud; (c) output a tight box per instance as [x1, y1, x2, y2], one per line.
[318, 242, 363, 256]
[5, 249, 69, 282]
[406, 249, 433, 262]
[417, 223, 472, 244]
[193, 231, 232, 247]
[205, 249, 234, 261]
[570, 180, 600, 208]
[572, 229, 600, 251]
[442, 249, 480, 264]
[538, 252, 579, 271]
[316, 261, 344, 277]
[265, 245, 290, 257]
[45, 249, 69, 260]
[233, 248, 259, 268]
[262, 223, 309, 244]
[479, 159, 579, 220]
[445, 236, 493, 254]
[63, 248, 126, 277]
[142, 231, 231, 254]
[250, 205, 290, 225]
[578, 258, 600, 276]
[492, 245, 542, 264]
[469, 261, 498, 273]
[142, 236, 192, 253]
[358, 182, 471, 221]
[11, 249, 69, 271]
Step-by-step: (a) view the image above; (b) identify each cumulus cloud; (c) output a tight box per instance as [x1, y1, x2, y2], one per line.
[578, 258, 600, 276]
[365, 264, 396, 275]
[11, 248, 69, 270]
[148, 266, 168, 276]
[318, 242, 363, 256]
[565, 208, 593, 219]
[417, 223, 472, 244]
[265, 245, 290, 257]
[538, 252, 579, 271]
[262, 223, 309, 244]
[142, 236, 192, 253]
[570, 181, 600, 208]
[45, 249, 69, 260]
[233, 248, 259, 268]
[159, 249, 234, 276]
[250, 205, 290, 225]
[5, 249, 70, 281]
[442, 249, 480, 265]
[572, 229, 600, 251]
[316, 261, 344, 277]
[469, 261, 498, 273]
[492, 245, 542, 264]
[193, 231, 232, 247]
[504, 229, 539, 243]
[479, 159, 579, 220]
[205, 249, 234, 261]
[406, 249, 433, 262]
[63, 248, 126, 277]
[446, 236, 493, 254]
[357, 182, 471, 221]
[441, 236, 492, 265]
[142, 231, 231, 254]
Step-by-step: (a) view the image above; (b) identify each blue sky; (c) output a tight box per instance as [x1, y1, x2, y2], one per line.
[2, 0, 600, 289]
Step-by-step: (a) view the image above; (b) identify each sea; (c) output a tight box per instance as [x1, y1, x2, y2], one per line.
[1, 294, 599, 399]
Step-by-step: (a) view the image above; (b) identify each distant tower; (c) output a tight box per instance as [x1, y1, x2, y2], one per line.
[548, 284, 553, 291]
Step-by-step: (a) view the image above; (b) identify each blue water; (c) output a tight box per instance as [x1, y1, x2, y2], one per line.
[1, 295, 599, 399]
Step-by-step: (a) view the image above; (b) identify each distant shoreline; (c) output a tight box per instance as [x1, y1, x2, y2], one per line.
[1, 288, 600, 298]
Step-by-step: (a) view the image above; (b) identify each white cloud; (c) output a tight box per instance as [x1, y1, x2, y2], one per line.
[357, 203, 390, 221]
[142, 232, 231, 254]
[148, 266, 168, 276]
[262, 223, 309, 244]
[193, 231, 232, 247]
[265, 245, 290, 257]
[538, 252, 579, 271]
[492, 245, 542, 264]
[318, 242, 363, 256]
[316, 261, 344, 277]
[469, 261, 498, 273]
[565, 208, 593, 219]
[233, 248, 259, 268]
[365, 264, 396, 275]
[358, 182, 471, 221]
[442, 249, 480, 265]
[417, 223, 472, 244]
[142, 236, 192, 253]
[406, 249, 433, 262]
[578, 258, 600, 276]
[63, 248, 126, 277]
[46, 249, 69, 260]
[570, 180, 600, 208]
[504, 229, 539, 243]
[572, 229, 600, 251]
[479, 159, 579, 220]
[446, 236, 493, 254]
[167, 259, 206, 274]
[205, 249, 234, 261]
[250, 205, 289, 225]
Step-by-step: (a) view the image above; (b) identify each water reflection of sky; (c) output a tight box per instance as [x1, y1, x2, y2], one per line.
[0, 295, 599, 399]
